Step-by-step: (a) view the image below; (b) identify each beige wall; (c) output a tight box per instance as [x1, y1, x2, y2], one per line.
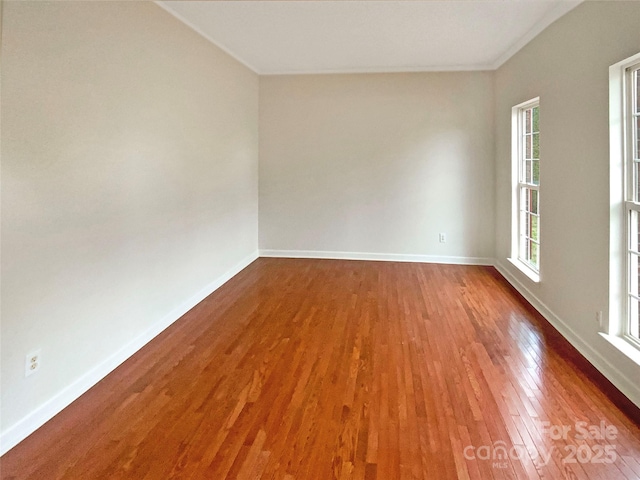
[1, 0, 258, 440]
[495, 1, 640, 405]
[259, 73, 495, 261]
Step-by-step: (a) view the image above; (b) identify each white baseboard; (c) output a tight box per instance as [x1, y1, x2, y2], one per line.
[494, 260, 640, 409]
[259, 249, 494, 266]
[0, 250, 259, 456]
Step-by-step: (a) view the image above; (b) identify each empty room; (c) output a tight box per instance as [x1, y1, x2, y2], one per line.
[2, 0, 640, 478]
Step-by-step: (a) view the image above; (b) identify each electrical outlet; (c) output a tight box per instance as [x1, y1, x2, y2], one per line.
[439, 233, 447, 243]
[596, 311, 603, 327]
[25, 350, 41, 377]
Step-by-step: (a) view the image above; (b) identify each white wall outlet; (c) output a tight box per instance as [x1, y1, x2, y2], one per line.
[25, 350, 41, 377]
[439, 233, 447, 243]
[596, 311, 602, 327]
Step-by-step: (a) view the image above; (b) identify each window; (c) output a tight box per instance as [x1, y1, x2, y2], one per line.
[623, 62, 640, 344]
[609, 52, 640, 357]
[510, 98, 540, 281]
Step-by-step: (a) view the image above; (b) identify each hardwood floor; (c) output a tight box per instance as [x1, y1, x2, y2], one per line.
[2, 258, 640, 479]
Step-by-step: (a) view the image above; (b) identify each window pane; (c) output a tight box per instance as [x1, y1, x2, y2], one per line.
[635, 69, 639, 114]
[525, 134, 532, 159]
[530, 241, 539, 267]
[519, 202, 527, 258]
[532, 159, 540, 185]
[629, 297, 640, 340]
[530, 189, 539, 215]
[533, 133, 539, 159]
[532, 106, 539, 132]
[525, 109, 532, 133]
[638, 209, 640, 252]
[521, 188, 539, 215]
[524, 159, 532, 183]
[635, 116, 639, 160]
[630, 251, 639, 296]
[531, 214, 539, 242]
[632, 210, 640, 253]
[636, 163, 640, 203]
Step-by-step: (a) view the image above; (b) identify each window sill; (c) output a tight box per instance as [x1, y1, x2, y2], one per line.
[598, 333, 640, 367]
[508, 257, 540, 283]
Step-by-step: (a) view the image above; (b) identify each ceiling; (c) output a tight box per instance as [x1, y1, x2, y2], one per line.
[157, 1, 582, 75]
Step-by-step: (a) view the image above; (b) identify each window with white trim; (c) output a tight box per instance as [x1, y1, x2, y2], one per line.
[511, 98, 540, 281]
[624, 61, 640, 344]
[610, 51, 640, 359]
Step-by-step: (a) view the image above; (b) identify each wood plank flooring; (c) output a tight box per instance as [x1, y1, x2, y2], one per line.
[1, 258, 639, 479]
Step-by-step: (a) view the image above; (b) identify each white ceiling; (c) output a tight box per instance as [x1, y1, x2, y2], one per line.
[158, 1, 582, 75]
